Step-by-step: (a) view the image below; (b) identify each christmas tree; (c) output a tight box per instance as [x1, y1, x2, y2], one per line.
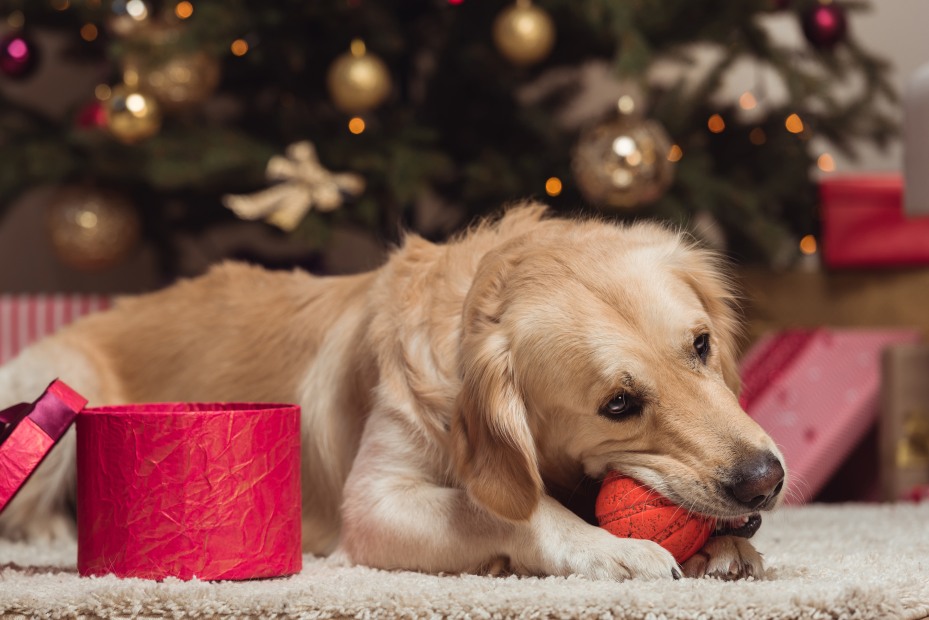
[0, 0, 896, 276]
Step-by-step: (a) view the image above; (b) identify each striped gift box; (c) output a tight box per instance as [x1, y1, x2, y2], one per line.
[0, 295, 111, 366]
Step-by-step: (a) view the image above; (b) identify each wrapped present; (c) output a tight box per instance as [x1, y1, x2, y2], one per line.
[820, 174, 929, 268]
[739, 328, 923, 504]
[0, 379, 303, 581]
[880, 343, 929, 501]
[0, 380, 87, 512]
[77, 402, 303, 580]
[0, 295, 111, 365]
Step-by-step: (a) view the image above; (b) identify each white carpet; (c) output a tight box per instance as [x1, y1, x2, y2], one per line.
[2, 503, 929, 619]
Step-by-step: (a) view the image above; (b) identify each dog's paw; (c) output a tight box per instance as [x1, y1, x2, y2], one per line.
[681, 535, 764, 580]
[541, 528, 680, 581]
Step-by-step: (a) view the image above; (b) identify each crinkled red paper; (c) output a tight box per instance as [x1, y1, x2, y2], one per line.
[77, 403, 302, 581]
[0, 418, 54, 511]
[0, 379, 86, 513]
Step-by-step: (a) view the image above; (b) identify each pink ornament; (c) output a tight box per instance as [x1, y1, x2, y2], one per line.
[801, 4, 848, 50]
[0, 32, 40, 79]
[76, 100, 107, 129]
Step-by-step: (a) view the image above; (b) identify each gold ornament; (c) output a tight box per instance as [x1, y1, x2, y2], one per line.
[46, 186, 141, 271]
[493, 0, 556, 66]
[222, 141, 365, 231]
[106, 0, 153, 38]
[572, 104, 675, 209]
[123, 50, 221, 110]
[326, 39, 391, 114]
[104, 84, 162, 144]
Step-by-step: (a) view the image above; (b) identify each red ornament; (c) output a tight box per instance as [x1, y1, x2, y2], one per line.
[76, 100, 107, 129]
[596, 472, 716, 564]
[801, 3, 848, 50]
[0, 32, 40, 79]
[905, 485, 929, 502]
[771, 0, 790, 9]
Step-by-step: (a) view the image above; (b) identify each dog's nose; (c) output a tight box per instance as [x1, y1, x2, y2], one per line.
[727, 452, 785, 510]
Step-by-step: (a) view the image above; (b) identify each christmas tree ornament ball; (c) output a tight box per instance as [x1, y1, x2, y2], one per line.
[596, 472, 716, 564]
[46, 187, 141, 271]
[572, 112, 675, 209]
[104, 84, 162, 144]
[327, 40, 391, 114]
[0, 32, 40, 80]
[124, 51, 221, 110]
[493, 0, 555, 66]
[801, 3, 848, 50]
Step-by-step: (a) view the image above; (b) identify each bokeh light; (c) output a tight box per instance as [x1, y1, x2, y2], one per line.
[545, 176, 562, 196]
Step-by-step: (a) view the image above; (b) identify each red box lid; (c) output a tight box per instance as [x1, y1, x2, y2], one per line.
[0, 379, 87, 513]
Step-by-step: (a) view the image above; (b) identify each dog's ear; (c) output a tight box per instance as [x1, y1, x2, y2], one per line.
[676, 246, 744, 394]
[452, 250, 543, 522]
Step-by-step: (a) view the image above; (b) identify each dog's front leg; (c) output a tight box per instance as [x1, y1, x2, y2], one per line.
[338, 429, 678, 580]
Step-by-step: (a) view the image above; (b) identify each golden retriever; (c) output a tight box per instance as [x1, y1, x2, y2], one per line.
[0, 204, 785, 580]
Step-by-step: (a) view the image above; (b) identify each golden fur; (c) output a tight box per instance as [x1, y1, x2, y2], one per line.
[0, 204, 785, 580]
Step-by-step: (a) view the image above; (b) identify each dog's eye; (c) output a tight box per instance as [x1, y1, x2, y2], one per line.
[694, 333, 710, 364]
[599, 393, 641, 421]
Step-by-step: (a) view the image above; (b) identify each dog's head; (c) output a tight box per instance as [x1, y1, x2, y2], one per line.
[452, 208, 786, 522]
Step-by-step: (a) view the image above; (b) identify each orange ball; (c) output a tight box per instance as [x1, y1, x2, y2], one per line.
[595, 472, 716, 563]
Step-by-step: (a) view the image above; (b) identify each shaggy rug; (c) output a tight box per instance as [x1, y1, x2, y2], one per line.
[1, 503, 928, 619]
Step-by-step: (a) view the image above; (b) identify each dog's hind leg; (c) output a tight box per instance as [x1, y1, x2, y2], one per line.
[0, 335, 110, 541]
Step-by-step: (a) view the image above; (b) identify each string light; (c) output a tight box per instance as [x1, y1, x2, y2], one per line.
[785, 113, 804, 134]
[817, 153, 836, 172]
[124, 0, 148, 19]
[667, 144, 683, 162]
[348, 117, 366, 134]
[80, 23, 98, 42]
[125, 93, 147, 114]
[707, 114, 725, 133]
[94, 84, 112, 101]
[6, 10, 24, 28]
[617, 95, 636, 115]
[175, 1, 193, 19]
[50, 0, 70, 10]
[739, 92, 757, 110]
[231, 38, 249, 56]
[545, 177, 562, 196]
[799, 235, 817, 255]
[749, 127, 767, 145]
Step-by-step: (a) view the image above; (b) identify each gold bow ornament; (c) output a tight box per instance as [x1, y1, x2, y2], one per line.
[222, 141, 365, 231]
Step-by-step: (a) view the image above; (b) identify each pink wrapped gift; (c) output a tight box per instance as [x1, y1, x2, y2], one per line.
[77, 402, 302, 580]
[739, 329, 922, 504]
[0, 380, 87, 512]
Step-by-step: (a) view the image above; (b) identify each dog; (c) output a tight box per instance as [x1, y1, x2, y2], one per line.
[0, 204, 785, 580]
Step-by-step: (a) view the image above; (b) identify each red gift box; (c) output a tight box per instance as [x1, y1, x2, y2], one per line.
[0, 295, 111, 365]
[77, 402, 303, 581]
[0, 378, 303, 582]
[820, 174, 929, 268]
[739, 328, 923, 504]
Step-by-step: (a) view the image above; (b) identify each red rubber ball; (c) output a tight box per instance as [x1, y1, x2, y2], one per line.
[595, 472, 716, 564]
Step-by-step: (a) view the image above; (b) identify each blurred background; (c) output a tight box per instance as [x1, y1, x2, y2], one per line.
[1, 1, 928, 505]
